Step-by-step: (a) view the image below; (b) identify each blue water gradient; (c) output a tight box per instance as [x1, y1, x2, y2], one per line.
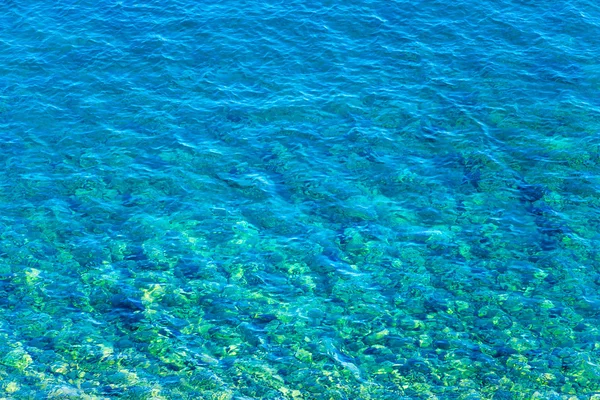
[1, 0, 600, 398]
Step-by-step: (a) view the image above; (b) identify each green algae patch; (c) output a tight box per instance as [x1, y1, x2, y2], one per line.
[1, 349, 33, 371]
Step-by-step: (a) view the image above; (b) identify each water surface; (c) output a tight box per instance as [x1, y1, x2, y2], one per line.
[1, 0, 600, 398]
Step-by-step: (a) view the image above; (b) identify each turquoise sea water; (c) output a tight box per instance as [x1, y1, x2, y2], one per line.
[1, 0, 600, 398]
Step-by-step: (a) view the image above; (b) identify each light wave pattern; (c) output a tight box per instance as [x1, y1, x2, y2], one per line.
[1, 0, 600, 398]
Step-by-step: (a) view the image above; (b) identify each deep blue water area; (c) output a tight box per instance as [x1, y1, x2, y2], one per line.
[1, 0, 600, 398]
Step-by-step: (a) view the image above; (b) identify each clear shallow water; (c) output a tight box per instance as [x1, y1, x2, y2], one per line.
[1, 0, 600, 398]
